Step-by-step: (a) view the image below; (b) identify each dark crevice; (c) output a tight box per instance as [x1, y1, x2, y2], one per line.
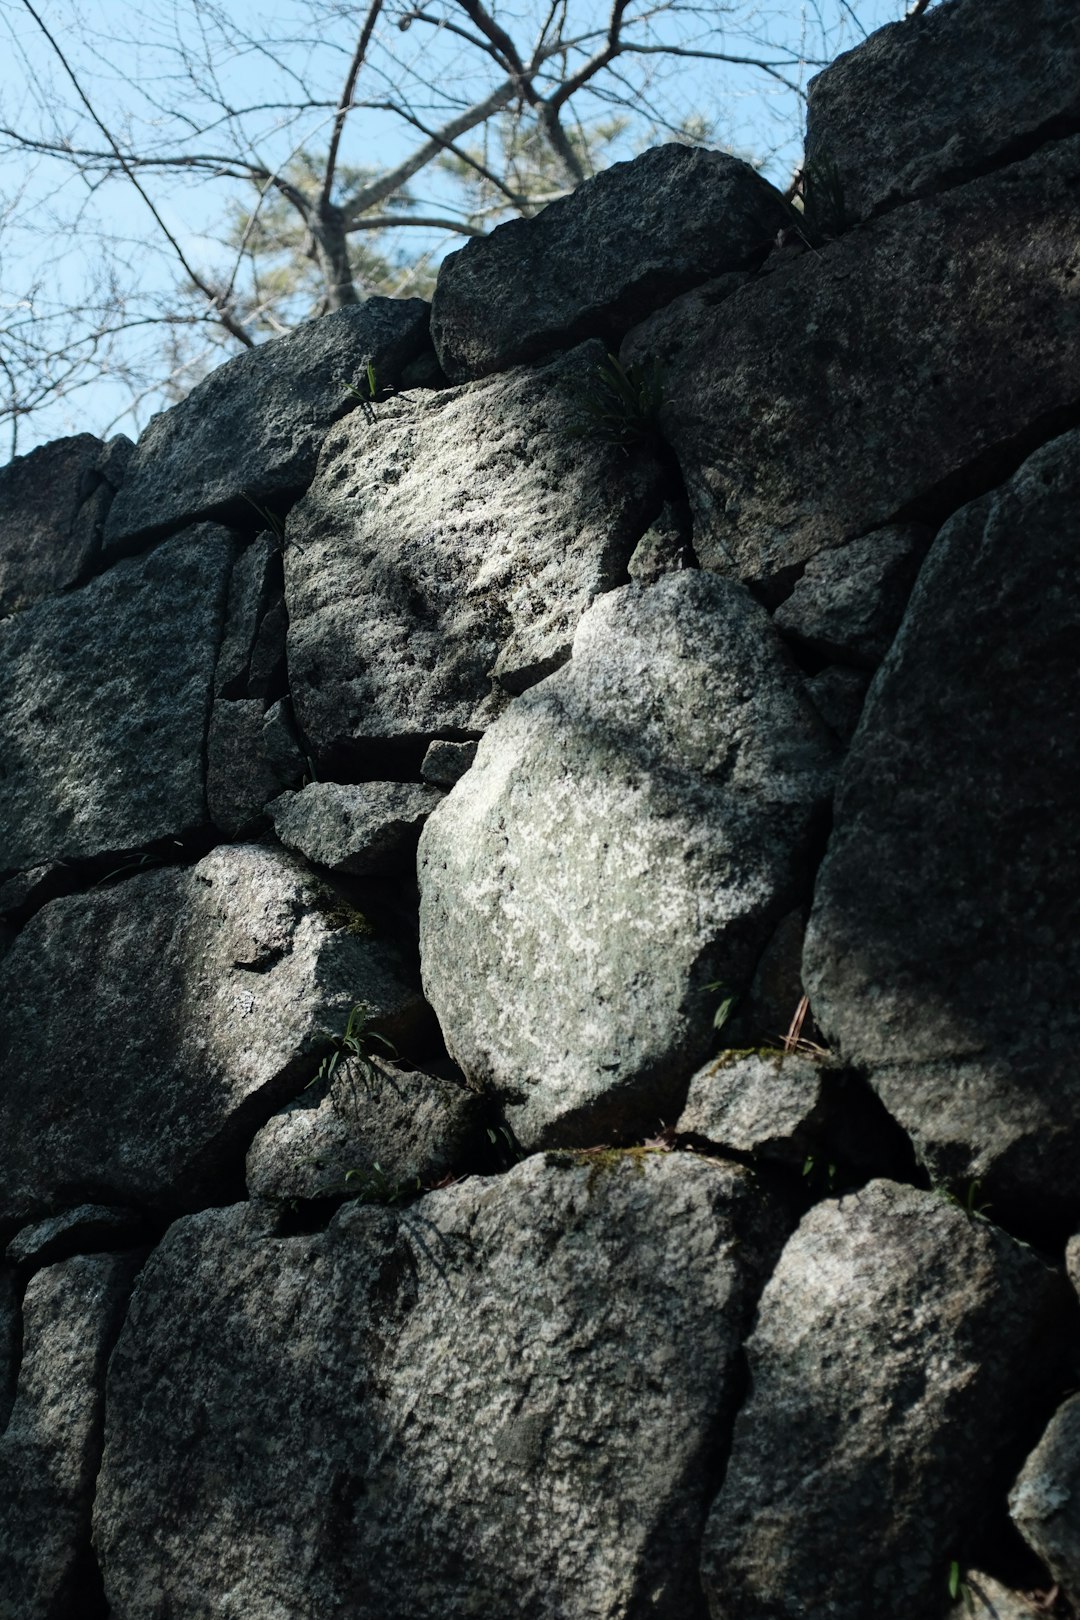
[0, 825, 222, 930]
[310, 734, 453, 785]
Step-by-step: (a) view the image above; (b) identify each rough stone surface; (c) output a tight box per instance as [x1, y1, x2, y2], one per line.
[624, 138, 1080, 591]
[286, 342, 663, 761]
[206, 698, 294, 835]
[0, 863, 68, 922]
[5, 1206, 146, 1270]
[104, 299, 432, 551]
[948, 1574, 1043, 1620]
[0, 844, 426, 1222]
[803, 430, 1080, 1219]
[0, 1252, 140, 1620]
[0, 524, 235, 875]
[773, 525, 930, 667]
[261, 698, 308, 787]
[0, 1268, 16, 1433]
[419, 572, 836, 1150]
[805, 0, 1080, 227]
[677, 1051, 826, 1166]
[430, 144, 790, 383]
[1009, 1394, 1080, 1595]
[214, 532, 280, 698]
[420, 739, 477, 786]
[803, 665, 873, 742]
[627, 500, 696, 583]
[0, 433, 127, 614]
[246, 1054, 485, 1201]
[95, 1152, 786, 1620]
[269, 781, 443, 876]
[702, 1180, 1072, 1620]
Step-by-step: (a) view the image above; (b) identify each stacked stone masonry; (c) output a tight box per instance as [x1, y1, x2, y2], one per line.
[1, 0, 1079, 1614]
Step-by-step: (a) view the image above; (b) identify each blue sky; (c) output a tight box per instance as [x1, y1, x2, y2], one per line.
[0, 0, 914, 453]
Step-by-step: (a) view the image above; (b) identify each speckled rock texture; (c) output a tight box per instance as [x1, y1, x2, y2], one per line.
[268, 781, 442, 876]
[773, 525, 930, 668]
[1009, 1394, 1080, 1595]
[6, 1206, 145, 1270]
[0, 1253, 141, 1620]
[0, 432, 130, 613]
[804, 0, 1080, 226]
[285, 341, 663, 764]
[430, 144, 790, 382]
[94, 1153, 787, 1620]
[0, 845, 425, 1223]
[0, 523, 235, 876]
[246, 1053, 485, 1201]
[418, 572, 836, 1149]
[702, 1180, 1072, 1620]
[803, 429, 1080, 1223]
[676, 1051, 827, 1166]
[104, 299, 432, 551]
[624, 136, 1080, 592]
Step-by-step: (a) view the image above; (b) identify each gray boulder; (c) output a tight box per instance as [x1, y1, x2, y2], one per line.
[103, 299, 431, 552]
[214, 531, 281, 698]
[623, 137, 1080, 593]
[0, 844, 426, 1222]
[803, 430, 1080, 1219]
[418, 572, 836, 1150]
[6, 1205, 145, 1270]
[804, 0, 1080, 228]
[95, 1152, 786, 1620]
[773, 525, 930, 668]
[0, 433, 130, 614]
[0, 523, 235, 875]
[268, 781, 443, 876]
[949, 1575, 1043, 1620]
[676, 1051, 826, 1166]
[1009, 1395, 1080, 1597]
[430, 144, 790, 383]
[246, 1054, 485, 1201]
[420, 739, 477, 786]
[286, 342, 663, 763]
[701, 1180, 1072, 1620]
[0, 1252, 140, 1620]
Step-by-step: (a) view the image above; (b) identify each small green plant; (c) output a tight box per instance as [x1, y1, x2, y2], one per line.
[802, 1153, 838, 1194]
[343, 1161, 414, 1204]
[947, 1560, 975, 1615]
[307, 1003, 397, 1095]
[703, 981, 740, 1034]
[938, 1180, 992, 1223]
[343, 361, 381, 424]
[240, 492, 288, 543]
[563, 352, 665, 450]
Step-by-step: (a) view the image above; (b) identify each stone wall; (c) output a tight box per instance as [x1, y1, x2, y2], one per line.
[1, 2, 1080, 1615]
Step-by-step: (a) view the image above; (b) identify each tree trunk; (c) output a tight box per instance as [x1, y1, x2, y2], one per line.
[309, 202, 360, 309]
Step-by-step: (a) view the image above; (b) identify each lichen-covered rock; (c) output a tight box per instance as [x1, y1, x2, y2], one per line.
[418, 572, 836, 1149]
[0, 845, 426, 1222]
[430, 144, 790, 382]
[0, 1252, 141, 1620]
[286, 342, 663, 763]
[268, 781, 443, 876]
[773, 525, 929, 668]
[95, 1152, 786, 1620]
[677, 1051, 826, 1165]
[624, 137, 1080, 592]
[805, 0, 1080, 227]
[246, 1054, 485, 1201]
[0, 523, 235, 875]
[0, 433, 130, 614]
[104, 299, 432, 551]
[702, 1180, 1072, 1620]
[803, 430, 1080, 1220]
[6, 1206, 145, 1270]
[1009, 1394, 1080, 1596]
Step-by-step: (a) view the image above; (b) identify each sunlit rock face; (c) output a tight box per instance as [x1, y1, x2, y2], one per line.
[94, 1153, 787, 1620]
[418, 572, 836, 1150]
[0, 844, 426, 1224]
